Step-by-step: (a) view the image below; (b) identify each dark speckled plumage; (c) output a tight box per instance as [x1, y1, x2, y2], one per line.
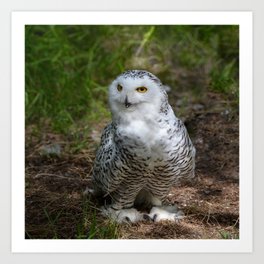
[91, 70, 196, 212]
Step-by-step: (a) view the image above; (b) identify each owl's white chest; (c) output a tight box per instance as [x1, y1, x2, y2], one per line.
[122, 119, 165, 144]
[117, 112, 172, 157]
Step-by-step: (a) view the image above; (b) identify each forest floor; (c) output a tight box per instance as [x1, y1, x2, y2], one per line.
[25, 84, 239, 239]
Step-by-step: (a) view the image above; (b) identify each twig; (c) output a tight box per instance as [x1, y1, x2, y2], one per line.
[34, 173, 90, 182]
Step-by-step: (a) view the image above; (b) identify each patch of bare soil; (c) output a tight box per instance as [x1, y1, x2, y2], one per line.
[25, 92, 239, 239]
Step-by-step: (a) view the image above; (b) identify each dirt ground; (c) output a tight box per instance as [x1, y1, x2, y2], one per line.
[25, 87, 239, 239]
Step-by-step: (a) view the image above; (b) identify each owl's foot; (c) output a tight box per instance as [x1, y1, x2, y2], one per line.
[147, 205, 184, 222]
[101, 206, 144, 224]
[83, 187, 95, 196]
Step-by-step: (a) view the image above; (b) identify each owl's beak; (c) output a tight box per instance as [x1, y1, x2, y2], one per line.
[124, 96, 132, 108]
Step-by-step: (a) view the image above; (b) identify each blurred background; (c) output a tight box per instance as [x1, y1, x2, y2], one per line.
[25, 25, 239, 239]
[25, 25, 239, 133]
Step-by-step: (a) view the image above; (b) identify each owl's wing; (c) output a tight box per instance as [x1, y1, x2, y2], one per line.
[173, 118, 196, 180]
[92, 123, 122, 196]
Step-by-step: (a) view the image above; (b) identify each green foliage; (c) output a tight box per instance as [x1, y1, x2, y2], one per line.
[25, 25, 239, 133]
[43, 208, 64, 239]
[210, 59, 238, 97]
[76, 199, 119, 239]
[219, 230, 239, 239]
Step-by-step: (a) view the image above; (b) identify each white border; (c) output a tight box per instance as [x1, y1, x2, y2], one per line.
[12, 11, 253, 253]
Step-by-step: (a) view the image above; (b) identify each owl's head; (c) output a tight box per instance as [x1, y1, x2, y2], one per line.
[108, 70, 168, 120]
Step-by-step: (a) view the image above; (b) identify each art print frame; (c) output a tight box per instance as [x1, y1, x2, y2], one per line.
[11, 11, 252, 253]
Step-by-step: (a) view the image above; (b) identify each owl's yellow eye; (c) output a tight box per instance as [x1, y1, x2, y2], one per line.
[136, 87, 148, 93]
[117, 84, 123, 92]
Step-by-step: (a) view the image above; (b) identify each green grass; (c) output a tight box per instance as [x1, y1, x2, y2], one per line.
[219, 230, 239, 239]
[40, 198, 119, 239]
[76, 199, 119, 239]
[43, 207, 64, 239]
[25, 25, 239, 134]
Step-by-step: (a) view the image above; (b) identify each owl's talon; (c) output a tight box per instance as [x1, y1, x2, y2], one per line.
[152, 214, 158, 222]
[143, 214, 153, 221]
[124, 216, 131, 223]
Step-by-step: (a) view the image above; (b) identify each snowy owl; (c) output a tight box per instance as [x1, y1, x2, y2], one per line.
[91, 70, 196, 223]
